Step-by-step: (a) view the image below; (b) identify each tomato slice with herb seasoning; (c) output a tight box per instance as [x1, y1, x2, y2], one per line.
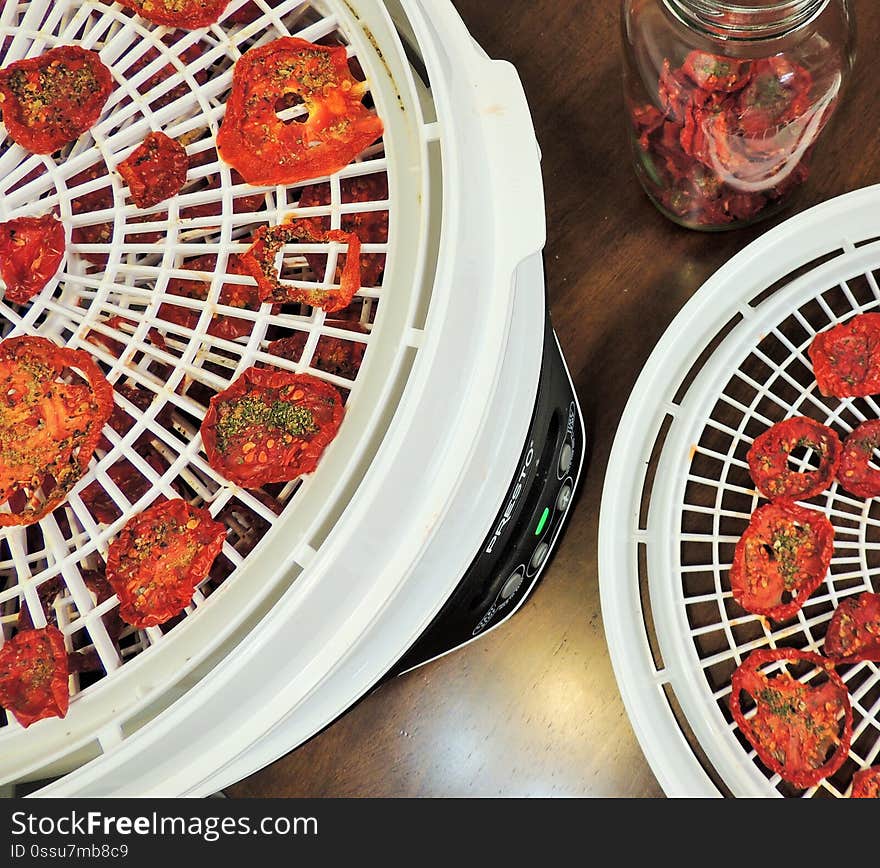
[0, 45, 113, 154]
[681, 51, 750, 93]
[298, 174, 388, 288]
[240, 219, 362, 312]
[809, 314, 880, 398]
[838, 420, 880, 498]
[852, 767, 880, 798]
[730, 501, 833, 622]
[216, 37, 384, 187]
[736, 56, 813, 138]
[747, 416, 841, 501]
[730, 648, 852, 789]
[0, 214, 65, 305]
[824, 592, 880, 663]
[106, 498, 227, 628]
[201, 366, 344, 488]
[118, 131, 189, 209]
[117, 0, 230, 29]
[0, 626, 69, 727]
[0, 336, 114, 526]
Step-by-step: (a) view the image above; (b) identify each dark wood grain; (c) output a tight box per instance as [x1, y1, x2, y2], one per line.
[229, 0, 880, 798]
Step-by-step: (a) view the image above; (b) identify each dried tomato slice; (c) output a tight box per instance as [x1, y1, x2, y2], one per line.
[268, 320, 367, 380]
[0, 214, 65, 305]
[0, 46, 113, 154]
[852, 767, 880, 798]
[809, 314, 880, 398]
[730, 648, 852, 789]
[747, 417, 841, 501]
[201, 366, 344, 488]
[0, 336, 114, 526]
[0, 626, 69, 727]
[240, 219, 362, 312]
[824, 593, 880, 663]
[730, 502, 833, 621]
[298, 174, 388, 288]
[838, 420, 880, 498]
[117, 0, 230, 29]
[217, 37, 384, 187]
[736, 56, 813, 138]
[118, 132, 189, 209]
[106, 498, 227, 628]
[158, 254, 272, 341]
[681, 51, 750, 93]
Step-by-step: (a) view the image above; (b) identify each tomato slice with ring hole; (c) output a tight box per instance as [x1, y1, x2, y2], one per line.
[747, 416, 841, 501]
[0, 45, 113, 154]
[240, 219, 362, 313]
[0, 335, 114, 526]
[730, 501, 833, 622]
[824, 592, 880, 663]
[730, 648, 852, 789]
[0, 214, 66, 305]
[217, 37, 384, 187]
[106, 498, 227, 629]
[200, 366, 344, 489]
[0, 626, 69, 727]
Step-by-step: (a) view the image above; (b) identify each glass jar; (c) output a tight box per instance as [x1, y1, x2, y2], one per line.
[622, 0, 855, 230]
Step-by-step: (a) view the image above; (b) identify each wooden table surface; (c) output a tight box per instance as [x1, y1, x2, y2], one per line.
[229, 0, 880, 798]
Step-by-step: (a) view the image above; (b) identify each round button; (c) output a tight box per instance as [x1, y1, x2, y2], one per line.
[501, 569, 524, 600]
[559, 441, 574, 476]
[557, 482, 573, 512]
[530, 542, 550, 572]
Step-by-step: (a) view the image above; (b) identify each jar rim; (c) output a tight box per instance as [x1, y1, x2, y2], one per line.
[664, 0, 830, 40]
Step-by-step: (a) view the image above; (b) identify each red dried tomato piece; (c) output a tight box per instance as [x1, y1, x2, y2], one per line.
[0, 214, 65, 305]
[117, 0, 230, 29]
[838, 420, 880, 497]
[810, 314, 880, 398]
[201, 366, 344, 488]
[107, 498, 227, 628]
[658, 60, 693, 124]
[730, 501, 833, 621]
[0, 626, 69, 727]
[681, 51, 751, 93]
[118, 132, 189, 209]
[158, 254, 273, 341]
[730, 648, 852, 789]
[240, 219, 362, 312]
[0, 336, 113, 526]
[824, 593, 880, 663]
[298, 174, 388, 288]
[736, 56, 813, 137]
[268, 321, 368, 380]
[217, 37, 384, 187]
[747, 417, 841, 501]
[852, 767, 880, 798]
[0, 46, 113, 154]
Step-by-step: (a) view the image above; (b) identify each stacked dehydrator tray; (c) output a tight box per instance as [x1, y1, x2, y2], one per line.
[0, 0, 584, 796]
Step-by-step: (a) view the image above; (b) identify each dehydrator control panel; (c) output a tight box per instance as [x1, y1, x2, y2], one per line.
[393, 316, 584, 672]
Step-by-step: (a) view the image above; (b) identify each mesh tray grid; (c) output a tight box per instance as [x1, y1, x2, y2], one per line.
[679, 268, 880, 798]
[0, 0, 390, 730]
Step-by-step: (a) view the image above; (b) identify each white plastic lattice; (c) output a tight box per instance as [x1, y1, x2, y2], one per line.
[600, 187, 880, 798]
[0, 0, 410, 776]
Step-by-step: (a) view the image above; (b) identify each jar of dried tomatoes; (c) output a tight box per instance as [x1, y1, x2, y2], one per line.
[622, 1, 855, 230]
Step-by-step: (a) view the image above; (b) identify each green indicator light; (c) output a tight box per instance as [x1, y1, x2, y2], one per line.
[535, 507, 550, 536]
